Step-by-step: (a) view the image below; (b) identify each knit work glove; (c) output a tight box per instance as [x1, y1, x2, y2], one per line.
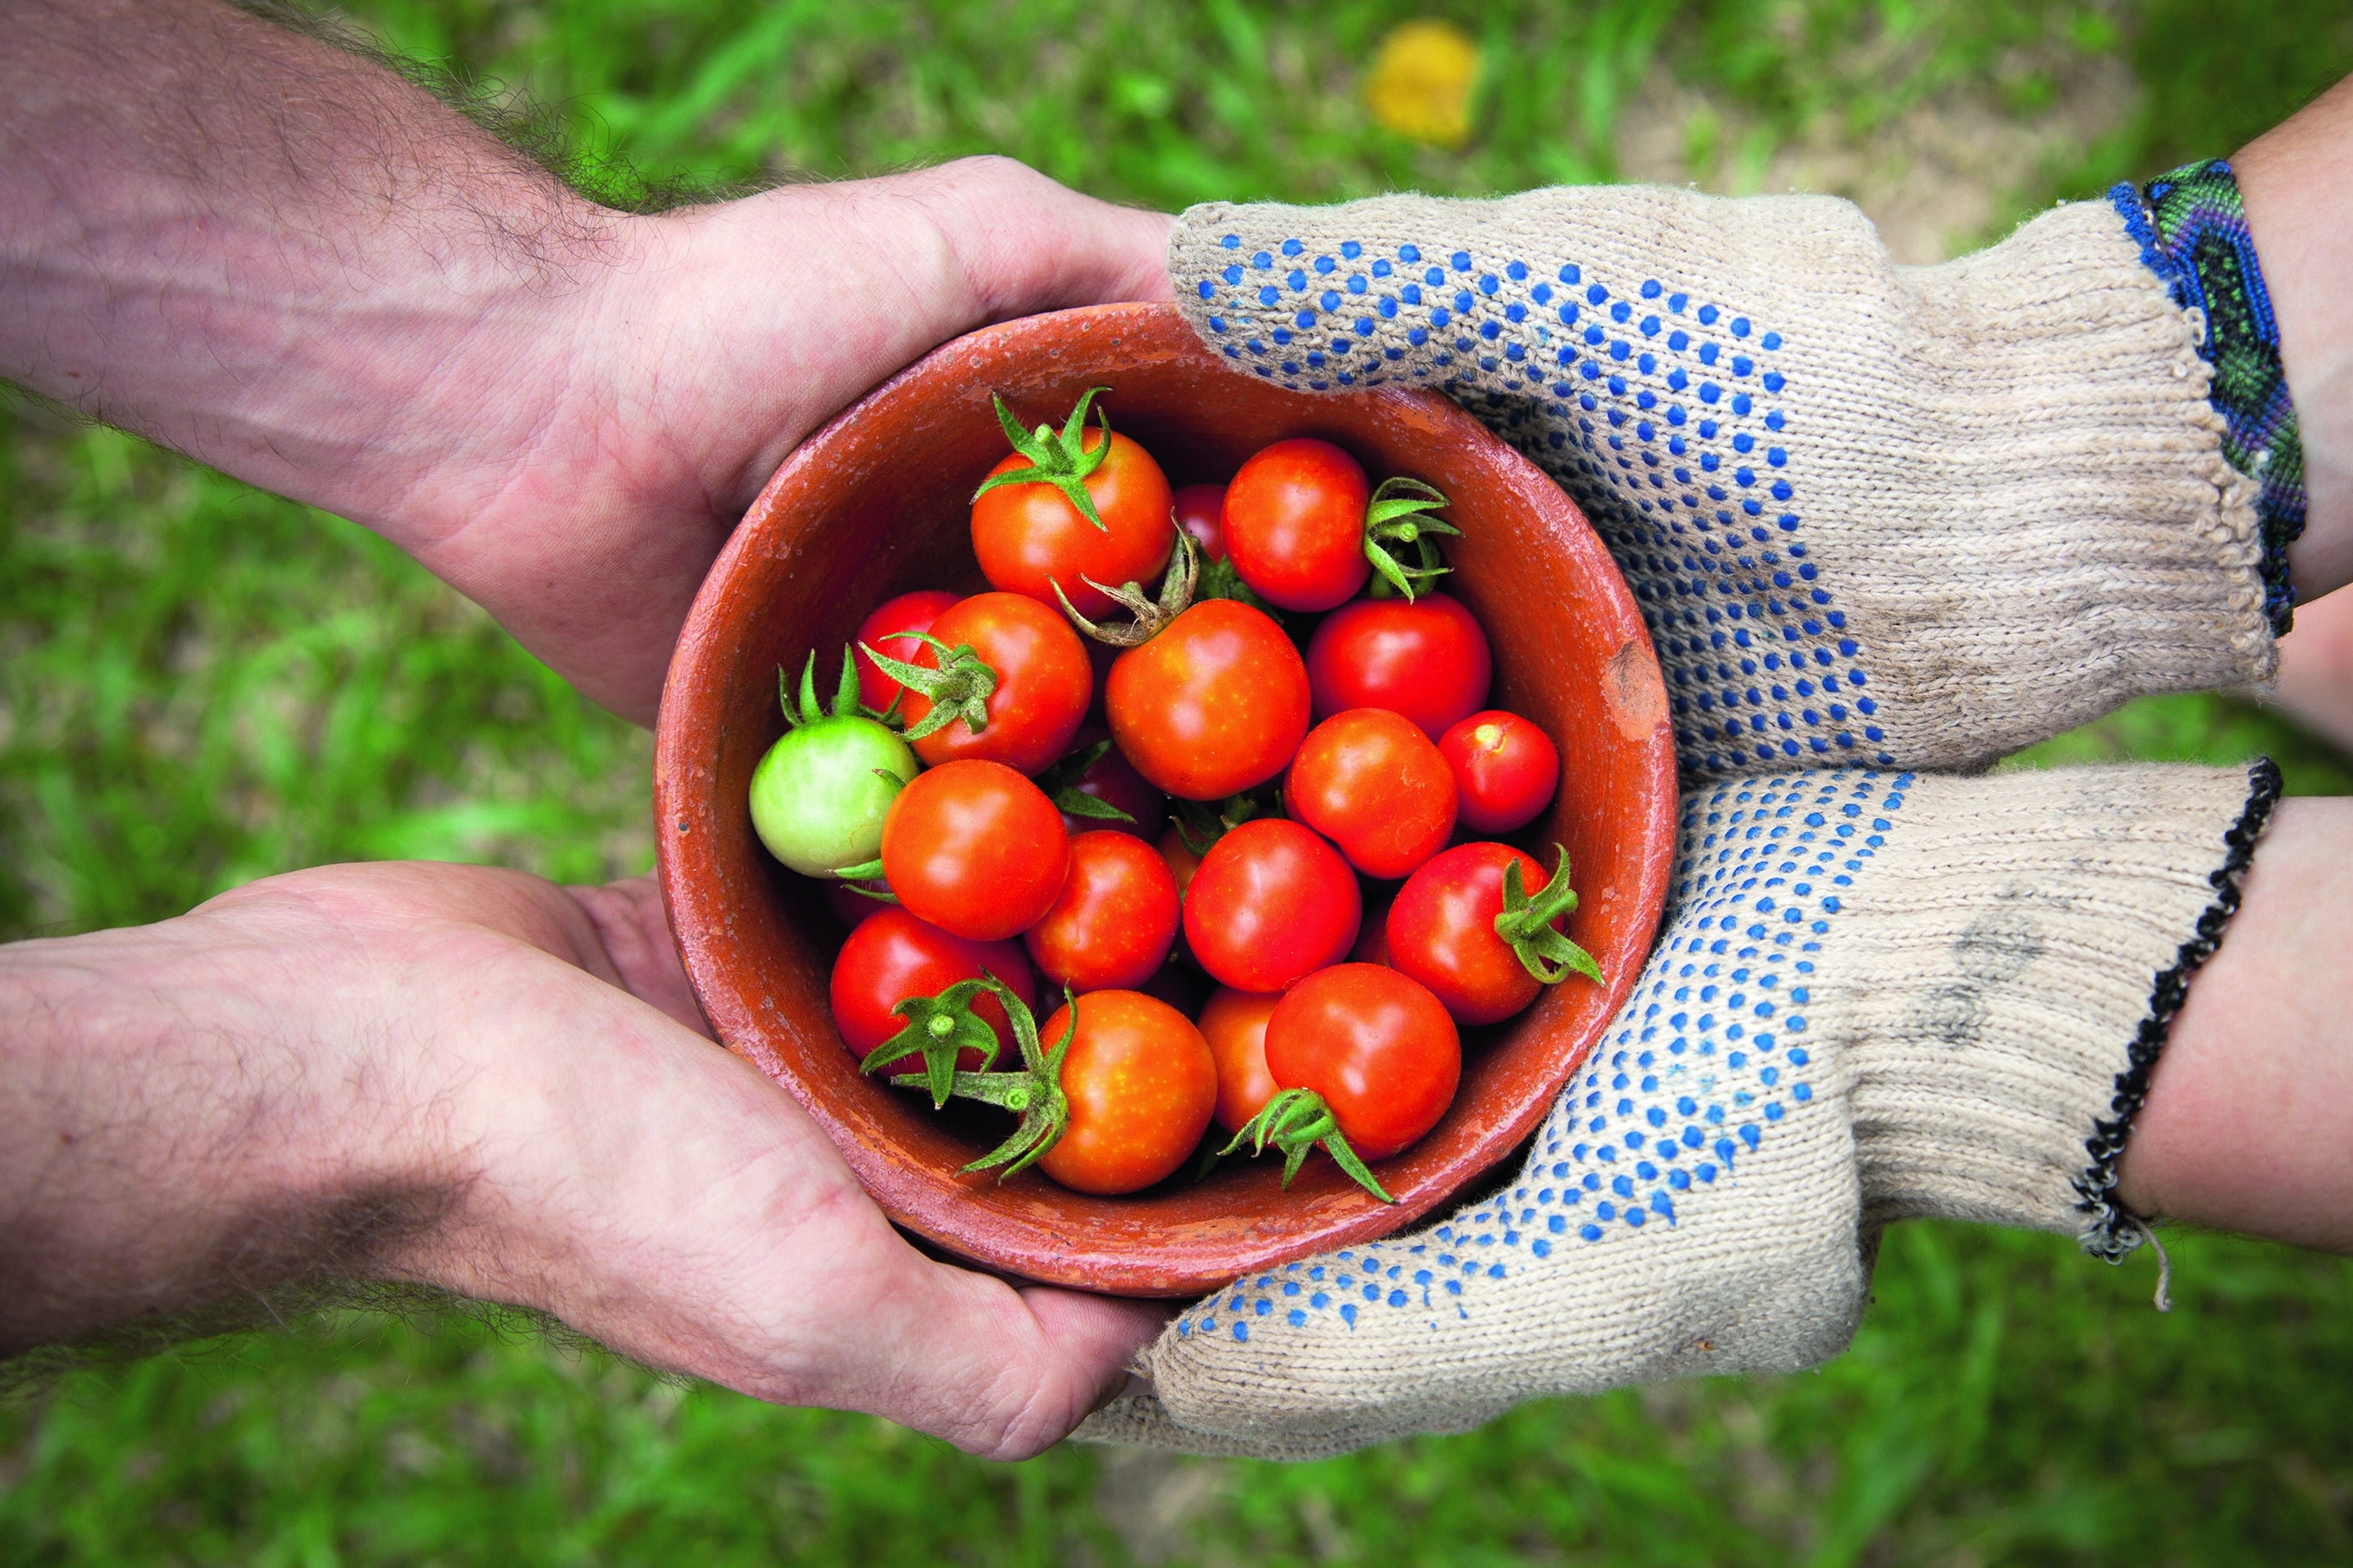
[1165, 182, 2291, 777]
[1077, 761, 2279, 1459]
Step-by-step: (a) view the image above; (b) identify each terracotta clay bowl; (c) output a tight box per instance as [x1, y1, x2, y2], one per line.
[655, 302, 1676, 1298]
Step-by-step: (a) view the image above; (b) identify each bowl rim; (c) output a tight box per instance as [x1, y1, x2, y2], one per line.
[654, 301, 1677, 1295]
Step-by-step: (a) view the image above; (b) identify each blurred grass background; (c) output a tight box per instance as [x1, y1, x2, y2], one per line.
[7, 0, 2353, 1561]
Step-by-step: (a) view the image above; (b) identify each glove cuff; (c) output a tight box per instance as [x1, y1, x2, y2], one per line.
[1833, 760, 2281, 1252]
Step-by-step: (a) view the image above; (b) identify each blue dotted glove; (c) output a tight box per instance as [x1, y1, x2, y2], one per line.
[1078, 761, 2275, 1458]
[1167, 186, 2274, 778]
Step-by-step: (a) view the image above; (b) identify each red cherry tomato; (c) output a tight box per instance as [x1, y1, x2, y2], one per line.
[880, 760, 1069, 941]
[1285, 707, 1458, 879]
[829, 907, 1038, 1071]
[1305, 593, 1493, 739]
[1107, 600, 1309, 800]
[1387, 842, 1556, 1024]
[1035, 990, 1217, 1196]
[852, 590, 960, 715]
[973, 429, 1174, 621]
[1439, 711, 1561, 835]
[1053, 724, 1168, 842]
[1199, 987, 1282, 1135]
[1172, 482, 1229, 562]
[1265, 965, 1460, 1160]
[901, 592, 1091, 777]
[1221, 438, 1371, 611]
[1182, 818, 1360, 993]
[1024, 830, 1181, 992]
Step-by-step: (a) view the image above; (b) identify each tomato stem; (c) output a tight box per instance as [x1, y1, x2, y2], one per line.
[1221, 1087, 1395, 1203]
[1495, 844, 1605, 985]
[780, 645, 898, 728]
[1361, 476, 1458, 603]
[971, 387, 1117, 531]
[884, 979, 1078, 1180]
[1170, 790, 1262, 857]
[857, 632, 999, 743]
[859, 977, 1008, 1108]
[1054, 531, 1199, 648]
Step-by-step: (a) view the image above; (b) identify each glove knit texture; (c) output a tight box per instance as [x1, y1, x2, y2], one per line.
[1172, 189, 2273, 778]
[1077, 761, 2278, 1460]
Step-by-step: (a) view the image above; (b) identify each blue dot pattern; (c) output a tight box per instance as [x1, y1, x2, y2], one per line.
[1192, 232, 1888, 776]
[1173, 769, 1912, 1348]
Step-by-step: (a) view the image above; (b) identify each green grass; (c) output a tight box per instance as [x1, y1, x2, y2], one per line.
[8, 0, 2353, 1561]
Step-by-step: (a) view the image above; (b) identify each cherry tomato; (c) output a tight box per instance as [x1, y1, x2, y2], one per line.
[1265, 964, 1460, 1160]
[1221, 438, 1371, 611]
[1305, 593, 1493, 739]
[1387, 842, 1555, 1024]
[1172, 482, 1229, 562]
[901, 592, 1091, 777]
[880, 759, 1069, 941]
[829, 907, 1038, 1071]
[1182, 818, 1360, 993]
[973, 429, 1174, 620]
[1440, 711, 1561, 835]
[1024, 830, 1181, 992]
[1035, 990, 1218, 1196]
[1198, 987, 1283, 1135]
[1107, 600, 1309, 799]
[1052, 724, 1168, 842]
[1285, 707, 1458, 879]
[853, 590, 960, 715]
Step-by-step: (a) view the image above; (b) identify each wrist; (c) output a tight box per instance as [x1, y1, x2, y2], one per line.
[0, 902, 469, 1350]
[1839, 763, 2279, 1252]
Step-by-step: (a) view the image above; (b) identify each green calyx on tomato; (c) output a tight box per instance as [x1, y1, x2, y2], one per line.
[1195, 550, 1278, 618]
[1362, 476, 1458, 602]
[1034, 739, 1136, 825]
[857, 632, 999, 745]
[749, 648, 921, 879]
[1497, 845, 1605, 985]
[882, 978, 1077, 1179]
[1055, 530, 1199, 648]
[1221, 1087, 1394, 1203]
[971, 386, 1118, 532]
[859, 976, 1007, 1108]
[1170, 790, 1262, 856]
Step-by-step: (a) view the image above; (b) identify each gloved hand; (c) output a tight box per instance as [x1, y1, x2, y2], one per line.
[1074, 170, 2300, 1457]
[1081, 760, 2278, 1458]
[1162, 177, 2292, 778]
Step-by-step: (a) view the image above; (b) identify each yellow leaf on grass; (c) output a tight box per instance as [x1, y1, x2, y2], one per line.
[1364, 20, 1481, 149]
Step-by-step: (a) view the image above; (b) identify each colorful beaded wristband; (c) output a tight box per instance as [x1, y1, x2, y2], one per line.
[2111, 159, 2306, 636]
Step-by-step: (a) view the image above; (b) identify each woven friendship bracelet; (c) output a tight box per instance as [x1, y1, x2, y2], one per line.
[2112, 159, 2306, 636]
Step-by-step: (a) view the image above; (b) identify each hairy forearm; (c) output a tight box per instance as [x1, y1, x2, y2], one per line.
[0, 908, 462, 1352]
[0, 0, 610, 542]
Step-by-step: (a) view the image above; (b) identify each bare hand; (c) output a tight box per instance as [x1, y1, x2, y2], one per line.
[0, 864, 1162, 1457]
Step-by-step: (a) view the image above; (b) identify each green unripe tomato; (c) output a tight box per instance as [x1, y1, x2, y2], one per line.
[748, 714, 919, 875]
